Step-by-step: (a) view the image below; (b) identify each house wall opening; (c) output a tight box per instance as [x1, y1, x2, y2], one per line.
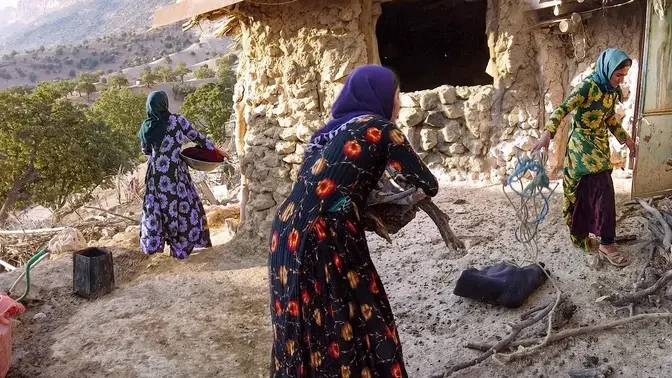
[376, 0, 493, 92]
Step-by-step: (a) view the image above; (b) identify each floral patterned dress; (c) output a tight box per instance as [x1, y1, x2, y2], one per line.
[545, 78, 630, 250]
[269, 115, 438, 378]
[140, 114, 214, 259]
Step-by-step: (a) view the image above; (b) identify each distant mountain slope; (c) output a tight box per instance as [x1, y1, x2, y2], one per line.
[0, 0, 174, 54]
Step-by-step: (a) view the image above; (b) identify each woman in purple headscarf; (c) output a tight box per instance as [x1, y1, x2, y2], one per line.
[268, 65, 437, 377]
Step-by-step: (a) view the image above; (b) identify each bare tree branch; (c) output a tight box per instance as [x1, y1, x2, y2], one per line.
[467, 312, 672, 352]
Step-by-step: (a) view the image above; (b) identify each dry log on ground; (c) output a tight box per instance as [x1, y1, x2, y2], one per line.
[466, 312, 672, 352]
[638, 199, 672, 252]
[634, 197, 672, 261]
[599, 269, 672, 306]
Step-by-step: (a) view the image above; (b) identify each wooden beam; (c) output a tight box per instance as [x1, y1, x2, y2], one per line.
[152, 0, 244, 28]
[0, 227, 66, 236]
[525, 0, 563, 11]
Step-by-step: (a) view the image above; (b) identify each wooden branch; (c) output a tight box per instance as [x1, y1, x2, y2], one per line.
[638, 199, 672, 251]
[81, 207, 138, 223]
[467, 312, 672, 352]
[0, 161, 38, 222]
[600, 269, 672, 306]
[364, 170, 464, 251]
[431, 301, 556, 378]
[364, 212, 392, 243]
[520, 303, 548, 320]
[0, 258, 16, 271]
[417, 199, 465, 251]
[624, 195, 664, 206]
[368, 187, 417, 206]
[0, 227, 66, 236]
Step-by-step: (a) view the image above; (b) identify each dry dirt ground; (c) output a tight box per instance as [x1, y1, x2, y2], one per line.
[1, 176, 671, 378]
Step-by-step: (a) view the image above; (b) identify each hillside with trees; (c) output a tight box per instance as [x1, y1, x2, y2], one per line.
[0, 23, 230, 90]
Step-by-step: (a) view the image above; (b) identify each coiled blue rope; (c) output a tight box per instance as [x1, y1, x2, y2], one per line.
[503, 150, 558, 245]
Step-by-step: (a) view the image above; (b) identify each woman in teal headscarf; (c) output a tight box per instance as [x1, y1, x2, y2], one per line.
[138, 91, 223, 259]
[536, 48, 636, 267]
[138, 91, 171, 154]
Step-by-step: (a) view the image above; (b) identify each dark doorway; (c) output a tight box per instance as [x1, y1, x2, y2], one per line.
[377, 0, 492, 92]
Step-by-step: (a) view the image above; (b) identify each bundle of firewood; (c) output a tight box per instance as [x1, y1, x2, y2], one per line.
[363, 168, 465, 254]
[632, 196, 672, 262]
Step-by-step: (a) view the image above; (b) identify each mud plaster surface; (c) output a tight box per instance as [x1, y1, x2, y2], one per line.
[3, 176, 671, 378]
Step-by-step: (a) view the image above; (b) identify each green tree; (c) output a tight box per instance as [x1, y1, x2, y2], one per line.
[181, 83, 233, 144]
[35, 80, 76, 98]
[193, 65, 215, 79]
[0, 87, 134, 221]
[154, 65, 176, 83]
[89, 87, 146, 158]
[215, 55, 237, 86]
[107, 73, 129, 88]
[61, 80, 77, 96]
[75, 82, 96, 101]
[174, 62, 190, 83]
[172, 83, 196, 101]
[139, 67, 158, 88]
[76, 72, 99, 86]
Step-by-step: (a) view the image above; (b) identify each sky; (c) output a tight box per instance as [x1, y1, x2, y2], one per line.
[0, 0, 18, 8]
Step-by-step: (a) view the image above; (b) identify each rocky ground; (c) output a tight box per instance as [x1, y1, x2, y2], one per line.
[1, 175, 671, 378]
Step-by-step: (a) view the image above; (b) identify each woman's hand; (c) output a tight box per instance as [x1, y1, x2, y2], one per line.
[533, 130, 552, 151]
[625, 137, 636, 158]
[216, 147, 232, 161]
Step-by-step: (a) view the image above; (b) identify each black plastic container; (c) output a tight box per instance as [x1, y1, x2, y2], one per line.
[73, 247, 115, 299]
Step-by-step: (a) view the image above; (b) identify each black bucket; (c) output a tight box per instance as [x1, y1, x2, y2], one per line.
[73, 247, 115, 299]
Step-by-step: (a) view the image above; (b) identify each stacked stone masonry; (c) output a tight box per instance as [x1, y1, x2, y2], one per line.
[232, 0, 643, 238]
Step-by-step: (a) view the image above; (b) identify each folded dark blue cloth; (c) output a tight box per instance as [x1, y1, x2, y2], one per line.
[453, 262, 549, 308]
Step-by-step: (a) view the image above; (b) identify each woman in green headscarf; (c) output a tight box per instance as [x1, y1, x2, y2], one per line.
[535, 48, 636, 267]
[138, 91, 224, 259]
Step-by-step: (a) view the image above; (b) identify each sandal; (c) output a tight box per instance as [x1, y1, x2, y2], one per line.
[597, 246, 630, 267]
[587, 238, 599, 252]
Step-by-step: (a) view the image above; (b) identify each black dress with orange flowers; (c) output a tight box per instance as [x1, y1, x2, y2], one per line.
[269, 115, 438, 378]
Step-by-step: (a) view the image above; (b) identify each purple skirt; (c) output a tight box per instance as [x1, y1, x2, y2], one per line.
[570, 171, 616, 245]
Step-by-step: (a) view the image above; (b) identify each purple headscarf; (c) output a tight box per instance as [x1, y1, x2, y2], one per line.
[308, 65, 398, 149]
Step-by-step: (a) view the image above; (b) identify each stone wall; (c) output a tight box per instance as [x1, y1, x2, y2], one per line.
[231, 0, 644, 239]
[396, 85, 500, 181]
[234, 0, 369, 238]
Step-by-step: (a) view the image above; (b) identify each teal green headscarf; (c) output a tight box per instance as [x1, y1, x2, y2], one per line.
[138, 91, 171, 148]
[590, 48, 632, 93]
